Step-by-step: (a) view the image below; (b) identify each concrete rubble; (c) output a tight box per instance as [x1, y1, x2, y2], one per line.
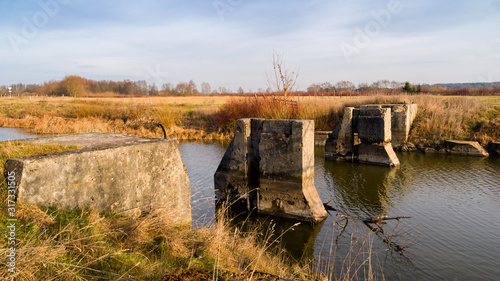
[214, 118, 328, 222]
[361, 104, 418, 147]
[314, 131, 330, 146]
[6, 133, 192, 225]
[443, 140, 489, 157]
[326, 104, 417, 166]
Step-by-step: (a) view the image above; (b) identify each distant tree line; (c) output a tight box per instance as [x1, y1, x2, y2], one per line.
[0, 76, 209, 97]
[1, 76, 499, 97]
[305, 80, 499, 94]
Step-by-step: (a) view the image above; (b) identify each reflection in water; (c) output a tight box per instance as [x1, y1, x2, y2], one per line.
[0, 127, 35, 141]
[178, 141, 228, 226]
[180, 141, 500, 281]
[230, 214, 326, 261]
[324, 160, 397, 218]
[315, 147, 405, 219]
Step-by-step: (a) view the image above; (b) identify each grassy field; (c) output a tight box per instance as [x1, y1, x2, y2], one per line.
[0, 94, 498, 145]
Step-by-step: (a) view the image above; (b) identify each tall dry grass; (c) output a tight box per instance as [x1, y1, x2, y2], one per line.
[405, 95, 500, 145]
[0, 141, 386, 280]
[0, 98, 227, 140]
[1, 94, 498, 145]
[0, 203, 318, 280]
[213, 95, 500, 146]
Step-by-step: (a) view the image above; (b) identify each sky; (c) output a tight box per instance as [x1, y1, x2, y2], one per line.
[1, 0, 499, 91]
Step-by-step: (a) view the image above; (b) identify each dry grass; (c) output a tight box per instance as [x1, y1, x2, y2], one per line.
[0, 203, 317, 280]
[213, 94, 499, 146]
[0, 97, 229, 141]
[1, 94, 498, 145]
[0, 138, 386, 281]
[405, 95, 500, 145]
[0, 141, 305, 280]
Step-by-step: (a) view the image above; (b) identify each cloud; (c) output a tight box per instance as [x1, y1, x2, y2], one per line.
[0, 0, 499, 88]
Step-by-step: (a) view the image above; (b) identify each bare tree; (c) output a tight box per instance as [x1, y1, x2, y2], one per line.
[201, 82, 211, 95]
[335, 80, 355, 91]
[162, 82, 173, 93]
[266, 51, 299, 100]
[188, 80, 198, 95]
[335, 80, 356, 96]
[380, 79, 390, 89]
[307, 83, 321, 93]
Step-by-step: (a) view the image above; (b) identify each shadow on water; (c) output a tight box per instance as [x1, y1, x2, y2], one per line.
[222, 207, 326, 262]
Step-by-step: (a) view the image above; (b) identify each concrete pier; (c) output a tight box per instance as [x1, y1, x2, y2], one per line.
[215, 119, 327, 222]
[356, 107, 400, 166]
[326, 105, 406, 166]
[6, 133, 192, 225]
[361, 103, 418, 147]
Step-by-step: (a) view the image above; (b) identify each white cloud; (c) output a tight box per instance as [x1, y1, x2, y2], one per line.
[0, 0, 499, 88]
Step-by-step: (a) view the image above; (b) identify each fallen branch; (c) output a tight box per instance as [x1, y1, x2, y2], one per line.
[362, 216, 412, 224]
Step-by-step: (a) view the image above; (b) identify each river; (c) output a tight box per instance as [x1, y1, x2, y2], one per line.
[3, 130, 499, 280]
[179, 141, 500, 281]
[0, 127, 36, 141]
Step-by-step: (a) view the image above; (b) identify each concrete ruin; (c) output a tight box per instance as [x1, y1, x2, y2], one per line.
[443, 140, 489, 157]
[325, 104, 417, 166]
[6, 133, 192, 225]
[214, 118, 328, 222]
[361, 104, 418, 147]
[314, 131, 330, 146]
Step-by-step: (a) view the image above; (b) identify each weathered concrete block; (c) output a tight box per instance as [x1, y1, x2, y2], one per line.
[489, 142, 500, 157]
[325, 107, 355, 160]
[444, 140, 489, 157]
[361, 104, 418, 147]
[357, 143, 400, 166]
[326, 104, 418, 166]
[6, 133, 191, 224]
[314, 131, 330, 146]
[214, 118, 254, 207]
[259, 120, 327, 221]
[357, 108, 392, 143]
[214, 118, 327, 222]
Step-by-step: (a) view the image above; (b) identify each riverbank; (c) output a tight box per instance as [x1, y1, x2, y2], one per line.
[0, 95, 498, 148]
[0, 141, 325, 280]
[2, 95, 499, 280]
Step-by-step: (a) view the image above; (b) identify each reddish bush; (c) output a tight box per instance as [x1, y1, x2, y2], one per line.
[212, 97, 298, 131]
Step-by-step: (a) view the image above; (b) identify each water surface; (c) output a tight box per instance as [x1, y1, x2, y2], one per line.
[0, 127, 35, 141]
[5, 130, 497, 280]
[179, 141, 500, 281]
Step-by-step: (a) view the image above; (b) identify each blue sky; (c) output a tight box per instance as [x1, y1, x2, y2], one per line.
[1, 0, 499, 91]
